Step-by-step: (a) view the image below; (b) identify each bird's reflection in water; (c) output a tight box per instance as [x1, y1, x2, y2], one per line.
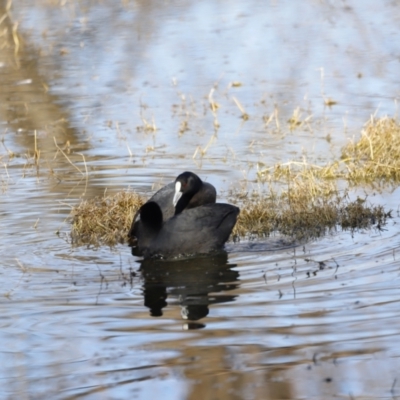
[138, 252, 239, 326]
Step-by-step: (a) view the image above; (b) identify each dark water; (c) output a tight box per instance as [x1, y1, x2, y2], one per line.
[1, 1, 400, 399]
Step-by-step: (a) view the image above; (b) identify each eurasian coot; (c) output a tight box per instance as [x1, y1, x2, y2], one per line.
[132, 201, 239, 259]
[128, 171, 216, 238]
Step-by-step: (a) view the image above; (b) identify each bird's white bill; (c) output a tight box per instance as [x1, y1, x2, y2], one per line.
[173, 181, 182, 206]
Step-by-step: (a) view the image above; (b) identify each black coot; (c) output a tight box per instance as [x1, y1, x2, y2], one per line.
[132, 201, 239, 259]
[128, 171, 216, 238]
[172, 171, 216, 215]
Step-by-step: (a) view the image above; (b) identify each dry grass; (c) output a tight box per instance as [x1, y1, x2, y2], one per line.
[342, 117, 400, 183]
[70, 191, 144, 246]
[259, 117, 400, 185]
[69, 180, 390, 247]
[69, 117, 397, 247]
[232, 188, 389, 240]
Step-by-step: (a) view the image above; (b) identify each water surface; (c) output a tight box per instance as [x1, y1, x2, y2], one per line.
[1, 1, 400, 398]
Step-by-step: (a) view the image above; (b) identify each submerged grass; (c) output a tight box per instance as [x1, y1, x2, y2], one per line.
[70, 116, 397, 247]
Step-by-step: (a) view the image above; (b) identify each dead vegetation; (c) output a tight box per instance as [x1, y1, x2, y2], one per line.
[232, 187, 389, 240]
[342, 117, 400, 183]
[70, 182, 390, 247]
[70, 191, 144, 246]
[69, 116, 398, 247]
[258, 117, 400, 185]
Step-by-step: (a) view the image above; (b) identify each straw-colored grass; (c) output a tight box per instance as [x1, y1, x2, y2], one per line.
[231, 181, 389, 240]
[258, 116, 400, 185]
[70, 191, 144, 246]
[69, 116, 397, 247]
[342, 117, 400, 183]
[69, 181, 389, 247]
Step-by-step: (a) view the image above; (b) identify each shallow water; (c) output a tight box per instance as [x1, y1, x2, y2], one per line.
[1, 0, 400, 399]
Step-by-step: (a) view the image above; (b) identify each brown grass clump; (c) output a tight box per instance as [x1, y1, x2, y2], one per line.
[232, 180, 389, 240]
[258, 161, 343, 187]
[258, 116, 400, 185]
[342, 117, 400, 183]
[69, 117, 397, 247]
[69, 183, 390, 246]
[70, 191, 144, 246]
